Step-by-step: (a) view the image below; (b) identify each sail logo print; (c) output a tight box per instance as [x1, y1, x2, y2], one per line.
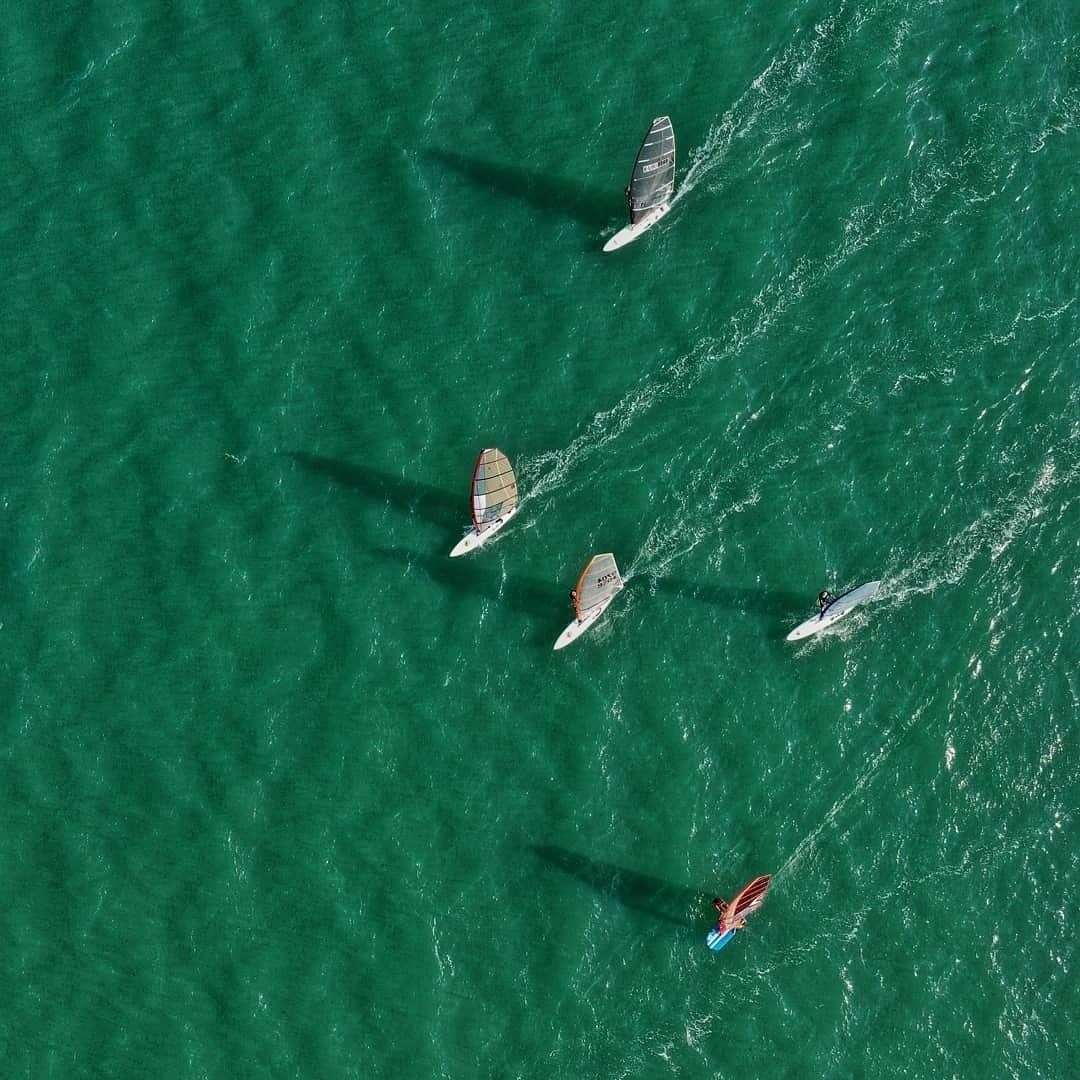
[642, 157, 672, 175]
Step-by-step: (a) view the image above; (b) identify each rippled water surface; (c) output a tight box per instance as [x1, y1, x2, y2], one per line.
[2, 1, 1077, 1076]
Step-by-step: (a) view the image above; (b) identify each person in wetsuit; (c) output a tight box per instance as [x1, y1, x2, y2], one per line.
[818, 590, 833, 618]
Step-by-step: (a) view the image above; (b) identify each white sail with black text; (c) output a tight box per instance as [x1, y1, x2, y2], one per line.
[449, 448, 519, 557]
[554, 553, 625, 650]
[603, 116, 676, 253]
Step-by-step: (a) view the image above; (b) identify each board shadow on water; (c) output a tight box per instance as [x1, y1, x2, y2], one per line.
[424, 148, 616, 235]
[289, 452, 460, 537]
[531, 844, 708, 928]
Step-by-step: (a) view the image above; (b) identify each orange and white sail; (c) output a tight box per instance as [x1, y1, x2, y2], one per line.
[573, 553, 624, 619]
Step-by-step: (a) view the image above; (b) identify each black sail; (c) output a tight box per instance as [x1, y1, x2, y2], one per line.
[626, 116, 676, 224]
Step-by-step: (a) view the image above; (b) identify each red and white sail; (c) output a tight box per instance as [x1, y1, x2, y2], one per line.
[720, 875, 772, 932]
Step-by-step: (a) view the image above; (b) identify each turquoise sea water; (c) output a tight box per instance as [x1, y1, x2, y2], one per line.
[3, 1, 1078, 1076]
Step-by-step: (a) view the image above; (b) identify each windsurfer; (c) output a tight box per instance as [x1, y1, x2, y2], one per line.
[712, 897, 746, 931]
[818, 590, 833, 618]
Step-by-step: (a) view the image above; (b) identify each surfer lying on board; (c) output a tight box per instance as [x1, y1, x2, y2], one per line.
[818, 590, 833, 618]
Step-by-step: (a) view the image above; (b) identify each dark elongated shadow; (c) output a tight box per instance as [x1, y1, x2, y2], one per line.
[375, 546, 564, 630]
[641, 576, 808, 620]
[531, 845, 706, 927]
[289, 453, 460, 530]
[425, 148, 616, 231]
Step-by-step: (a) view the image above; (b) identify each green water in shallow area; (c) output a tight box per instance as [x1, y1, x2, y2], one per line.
[2, 0, 1077, 1075]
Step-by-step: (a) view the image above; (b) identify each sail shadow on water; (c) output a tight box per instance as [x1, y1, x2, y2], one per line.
[375, 546, 562, 631]
[424, 148, 613, 231]
[289, 453, 460, 532]
[641, 576, 806, 621]
[531, 845, 707, 928]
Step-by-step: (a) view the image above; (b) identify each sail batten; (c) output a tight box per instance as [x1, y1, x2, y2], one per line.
[470, 449, 518, 530]
[627, 116, 675, 224]
[574, 553, 624, 619]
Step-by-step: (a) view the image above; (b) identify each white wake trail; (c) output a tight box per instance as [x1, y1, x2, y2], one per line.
[520, 96, 1044, 548]
[883, 452, 1079, 606]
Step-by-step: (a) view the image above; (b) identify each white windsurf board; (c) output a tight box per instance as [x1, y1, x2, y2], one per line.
[786, 581, 882, 642]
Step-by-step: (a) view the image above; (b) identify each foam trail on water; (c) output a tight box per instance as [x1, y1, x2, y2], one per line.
[785, 449, 1078, 660]
[775, 708, 919, 880]
[674, 0, 925, 207]
[521, 113, 1018, 514]
[676, 3, 853, 204]
[625, 129, 993, 573]
[776, 450, 1077, 881]
[883, 452, 1079, 606]
[518, 2, 909, 508]
[627, 461, 768, 581]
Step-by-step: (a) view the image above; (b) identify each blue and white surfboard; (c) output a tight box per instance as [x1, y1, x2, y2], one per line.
[706, 927, 736, 952]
